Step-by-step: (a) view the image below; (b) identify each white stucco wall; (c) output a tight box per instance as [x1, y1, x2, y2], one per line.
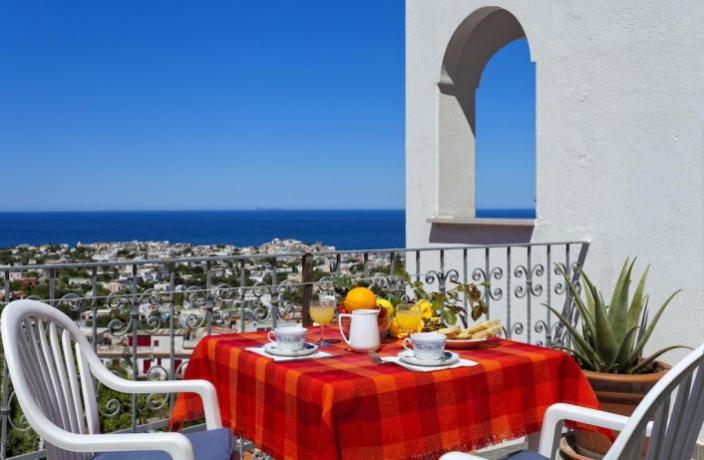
[407, 0, 704, 396]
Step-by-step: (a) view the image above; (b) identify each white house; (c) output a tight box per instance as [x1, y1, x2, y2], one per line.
[122, 329, 192, 378]
[8, 272, 26, 282]
[68, 277, 90, 287]
[406, 2, 703, 361]
[406, 4, 704, 449]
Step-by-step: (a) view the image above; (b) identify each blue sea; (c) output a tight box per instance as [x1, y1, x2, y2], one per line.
[0, 210, 405, 250]
[475, 208, 535, 218]
[0, 209, 533, 250]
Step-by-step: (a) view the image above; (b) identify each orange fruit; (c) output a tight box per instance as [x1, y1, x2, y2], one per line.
[344, 287, 377, 311]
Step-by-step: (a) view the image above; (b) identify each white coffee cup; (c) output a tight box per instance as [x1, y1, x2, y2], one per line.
[402, 332, 447, 360]
[267, 326, 307, 351]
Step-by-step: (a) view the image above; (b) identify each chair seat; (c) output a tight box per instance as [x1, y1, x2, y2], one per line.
[501, 450, 548, 460]
[93, 428, 233, 460]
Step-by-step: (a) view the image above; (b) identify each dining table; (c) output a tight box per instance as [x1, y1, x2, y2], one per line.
[170, 331, 600, 460]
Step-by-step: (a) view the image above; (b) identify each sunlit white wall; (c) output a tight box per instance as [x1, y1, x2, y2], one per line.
[406, 0, 704, 386]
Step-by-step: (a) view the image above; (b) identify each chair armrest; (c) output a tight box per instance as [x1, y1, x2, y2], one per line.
[439, 453, 486, 460]
[538, 403, 650, 458]
[39, 424, 195, 460]
[91, 364, 222, 429]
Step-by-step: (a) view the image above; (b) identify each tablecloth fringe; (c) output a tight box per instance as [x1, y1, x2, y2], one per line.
[409, 427, 530, 460]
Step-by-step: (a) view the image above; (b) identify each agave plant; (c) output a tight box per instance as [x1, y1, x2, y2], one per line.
[545, 258, 684, 374]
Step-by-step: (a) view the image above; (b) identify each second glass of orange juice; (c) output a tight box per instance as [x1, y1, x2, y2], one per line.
[396, 303, 422, 333]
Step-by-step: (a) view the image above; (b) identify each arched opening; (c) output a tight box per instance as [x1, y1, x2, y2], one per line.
[437, 7, 534, 219]
[475, 38, 535, 217]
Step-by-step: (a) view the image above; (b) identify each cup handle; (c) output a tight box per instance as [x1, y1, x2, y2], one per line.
[267, 330, 276, 343]
[338, 313, 352, 346]
[402, 337, 413, 352]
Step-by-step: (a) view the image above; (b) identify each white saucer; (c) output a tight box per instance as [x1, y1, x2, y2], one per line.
[263, 342, 318, 357]
[398, 350, 460, 367]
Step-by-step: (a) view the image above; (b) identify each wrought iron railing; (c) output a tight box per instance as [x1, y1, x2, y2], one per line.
[0, 241, 588, 459]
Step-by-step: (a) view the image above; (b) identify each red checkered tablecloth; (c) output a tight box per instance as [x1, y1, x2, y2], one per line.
[171, 332, 599, 459]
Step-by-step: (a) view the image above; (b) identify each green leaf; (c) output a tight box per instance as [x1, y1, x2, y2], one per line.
[582, 272, 596, 317]
[629, 289, 681, 361]
[552, 345, 596, 370]
[543, 303, 598, 362]
[608, 258, 635, 341]
[557, 265, 596, 339]
[620, 265, 649, 359]
[442, 309, 457, 326]
[627, 265, 649, 331]
[393, 265, 412, 282]
[578, 270, 604, 336]
[608, 258, 631, 312]
[593, 282, 619, 364]
[575, 339, 608, 371]
[569, 337, 604, 371]
[612, 326, 640, 370]
[628, 345, 691, 374]
[389, 295, 402, 307]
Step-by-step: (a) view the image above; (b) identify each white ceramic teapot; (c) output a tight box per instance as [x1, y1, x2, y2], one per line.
[338, 309, 380, 352]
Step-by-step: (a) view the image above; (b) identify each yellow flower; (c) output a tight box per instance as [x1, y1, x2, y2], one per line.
[416, 299, 434, 320]
[415, 320, 424, 332]
[389, 317, 406, 339]
[376, 298, 394, 317]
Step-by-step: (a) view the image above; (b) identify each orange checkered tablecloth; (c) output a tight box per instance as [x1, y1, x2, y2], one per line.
[171, 332, 599, 460]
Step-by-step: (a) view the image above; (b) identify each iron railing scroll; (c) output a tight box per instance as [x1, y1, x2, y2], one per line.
[0, 241, 588, 459]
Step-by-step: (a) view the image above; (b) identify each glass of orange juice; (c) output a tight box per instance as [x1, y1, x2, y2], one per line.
[310, 294, 337, 347]
[396, 303, 422, 333]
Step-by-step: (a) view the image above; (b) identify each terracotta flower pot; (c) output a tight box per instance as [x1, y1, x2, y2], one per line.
[563, 362, 670, 459]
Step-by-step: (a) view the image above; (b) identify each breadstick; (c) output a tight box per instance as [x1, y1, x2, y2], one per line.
[467, 321, 489, 334]
[438, 326, 460, 338]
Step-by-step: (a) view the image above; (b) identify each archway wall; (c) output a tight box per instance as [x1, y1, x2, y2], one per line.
[437, 7, 528, 218]
[407, 0, 704, 371]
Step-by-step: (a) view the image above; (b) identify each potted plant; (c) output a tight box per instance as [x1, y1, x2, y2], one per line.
[546, 258, 685, 458]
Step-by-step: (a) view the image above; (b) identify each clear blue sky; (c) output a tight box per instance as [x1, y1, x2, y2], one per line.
[0, 1, 534, 212]
[476, 38, 535, 211]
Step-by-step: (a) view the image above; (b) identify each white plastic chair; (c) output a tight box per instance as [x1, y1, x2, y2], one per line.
[1, 299, 229, 460]
[441, 342, 704, 460]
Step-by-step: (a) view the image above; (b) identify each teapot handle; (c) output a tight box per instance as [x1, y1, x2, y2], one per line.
[338, 313, 353, 347]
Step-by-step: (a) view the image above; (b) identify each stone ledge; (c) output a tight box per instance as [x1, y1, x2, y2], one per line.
[427, 216, 536, 227]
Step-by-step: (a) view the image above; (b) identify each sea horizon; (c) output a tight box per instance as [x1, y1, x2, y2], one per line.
[0, 210, 405, 250]
[0, 208, 534, 250]
[0, 208, 404, 213]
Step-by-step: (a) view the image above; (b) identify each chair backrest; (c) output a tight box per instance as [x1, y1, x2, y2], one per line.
[1, 299, 101, 460]
[605, 342, 704, 460]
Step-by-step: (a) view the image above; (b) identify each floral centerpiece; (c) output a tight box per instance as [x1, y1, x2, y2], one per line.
[386, 268, 488, 338]
[330, 268, 488, 340]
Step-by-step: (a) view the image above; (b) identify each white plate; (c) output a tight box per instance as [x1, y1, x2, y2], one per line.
[263, 342, 318, 357]
[398, 350, 460, 367]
